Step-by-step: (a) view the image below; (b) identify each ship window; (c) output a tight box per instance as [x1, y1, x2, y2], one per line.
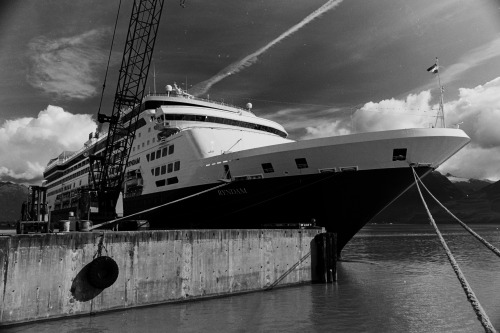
[168, 163, 173, 173]
[138, 145, 140, 150]
[167, 177, 178, 185]
[150, 153, 155, 161]
[151, 168, 154, 175]
[147, 140, 150, 145]
[223, 164, 232, 179]
[155, 167, 160, 176]
[174, 161, 180, 171]
[295, 158, 308, 169]
[161, 165, 166, 175]
[262, 163, 274, 173]
[156, 150, 161, 159]
[169, 145, 174, 155]
[155, 179, 165, 187]
[148, 127, 151, 133]
[142, 143, 145, 148]
[139, 132, 141, 137]
[393, 148, 407, 161]
[162, 147, 168, 157]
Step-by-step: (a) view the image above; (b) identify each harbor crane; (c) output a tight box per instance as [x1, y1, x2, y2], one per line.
[88, 0, 166, 223]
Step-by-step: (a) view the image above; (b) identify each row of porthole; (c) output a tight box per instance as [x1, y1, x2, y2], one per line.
[151, 161, 180, 177]
[155, 177, 179, 187]
[205, 156, 360, 178]
[132, 127, 160, 152]
[261, 158, 308, 174]
[47, 167, 91, 195]
[146, 145, 174, 162]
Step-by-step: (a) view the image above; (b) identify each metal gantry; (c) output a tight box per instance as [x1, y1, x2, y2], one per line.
[89, 0, 165, 221]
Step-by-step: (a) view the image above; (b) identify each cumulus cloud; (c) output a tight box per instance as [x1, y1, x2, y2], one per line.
[438, 145, 500, 181]
[302, 120, 351, 139]
[443, 77, 500, 148]
[265, 105, 347, 138]
[301, 77, 500, 180]
[0, 106, 97, 183]
[28, 29, 109, 99]
[354, 91, 436, 132]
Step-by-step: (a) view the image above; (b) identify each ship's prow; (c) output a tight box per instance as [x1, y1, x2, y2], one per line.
[303, 127, 470, 168]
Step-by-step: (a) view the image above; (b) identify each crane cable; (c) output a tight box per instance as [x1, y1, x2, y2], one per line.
[411, 166, 497, 333]
[96, 0, 123, 133]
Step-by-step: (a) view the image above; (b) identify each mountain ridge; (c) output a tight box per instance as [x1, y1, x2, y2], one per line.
[371, 171, 500, 224]
[0, 181, 29, 222]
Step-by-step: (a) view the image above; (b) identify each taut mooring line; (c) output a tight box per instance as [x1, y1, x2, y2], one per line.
[265, 251, 311, 291]
[411, 167, 497, 333]
[415, 173, 500, 259]
[88, 182, 229, 231]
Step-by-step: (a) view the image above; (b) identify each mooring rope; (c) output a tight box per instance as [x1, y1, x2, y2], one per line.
[414, 172, 500, 259]
[411, 167, 497, 333]
[88, 182, 229, 231]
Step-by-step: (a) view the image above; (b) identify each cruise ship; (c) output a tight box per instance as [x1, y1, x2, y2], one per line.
[43, 84, 470, 252]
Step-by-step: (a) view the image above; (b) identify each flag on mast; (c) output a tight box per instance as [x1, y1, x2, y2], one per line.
[427, 63, 438, 73]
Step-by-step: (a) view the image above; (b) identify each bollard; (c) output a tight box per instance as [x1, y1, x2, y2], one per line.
[80, 220, 91, 232]
[60, 220, 70, 232]
[313, 232, 337, 283]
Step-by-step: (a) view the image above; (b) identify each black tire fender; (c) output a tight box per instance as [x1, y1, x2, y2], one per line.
[87, 256, 119, 289]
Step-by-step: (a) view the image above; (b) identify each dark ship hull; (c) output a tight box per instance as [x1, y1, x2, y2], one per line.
[124, 166, 432, 254]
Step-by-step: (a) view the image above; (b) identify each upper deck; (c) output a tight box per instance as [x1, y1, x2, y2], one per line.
[44, 85, 287, 175]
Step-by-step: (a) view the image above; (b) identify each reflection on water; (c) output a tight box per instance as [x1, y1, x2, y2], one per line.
[5, 224, 500, 333]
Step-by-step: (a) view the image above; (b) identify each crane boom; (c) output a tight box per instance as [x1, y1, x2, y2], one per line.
[89, 0, 165, 221]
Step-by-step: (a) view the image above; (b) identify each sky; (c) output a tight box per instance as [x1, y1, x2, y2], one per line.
[1, 0, 500, 184]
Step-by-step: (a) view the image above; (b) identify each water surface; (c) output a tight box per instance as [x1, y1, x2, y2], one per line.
[5, 224, 500, 332]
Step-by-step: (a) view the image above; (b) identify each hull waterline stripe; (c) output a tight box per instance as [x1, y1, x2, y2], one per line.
[88, 182, 229, 231]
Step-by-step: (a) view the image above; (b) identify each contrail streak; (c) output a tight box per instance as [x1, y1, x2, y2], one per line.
[190, 0, 344, 96]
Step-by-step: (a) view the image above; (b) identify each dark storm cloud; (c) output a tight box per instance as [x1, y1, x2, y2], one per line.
[1, 0, 500, 183]
[189, 0, 344, 96]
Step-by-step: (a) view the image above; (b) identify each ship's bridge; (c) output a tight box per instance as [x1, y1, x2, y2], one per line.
[119, 83, 289, 139]
[153, 104, 288, 138]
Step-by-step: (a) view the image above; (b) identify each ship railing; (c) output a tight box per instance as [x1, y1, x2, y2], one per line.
[44, 136, 107, 172]
[145, 92, 254, 115]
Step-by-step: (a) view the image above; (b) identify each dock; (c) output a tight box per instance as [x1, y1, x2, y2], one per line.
[0, 229, 337, 327]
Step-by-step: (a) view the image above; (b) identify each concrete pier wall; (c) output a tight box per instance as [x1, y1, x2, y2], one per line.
[0, 229, 321, 326]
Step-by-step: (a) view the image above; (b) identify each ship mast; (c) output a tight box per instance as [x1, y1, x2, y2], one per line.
[434, 57, 446, 128]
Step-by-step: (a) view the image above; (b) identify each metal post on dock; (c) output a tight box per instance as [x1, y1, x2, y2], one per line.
[313, 233, 337, 283]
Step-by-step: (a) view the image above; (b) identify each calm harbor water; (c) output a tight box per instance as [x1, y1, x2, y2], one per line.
[4, 224, 500, 333]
